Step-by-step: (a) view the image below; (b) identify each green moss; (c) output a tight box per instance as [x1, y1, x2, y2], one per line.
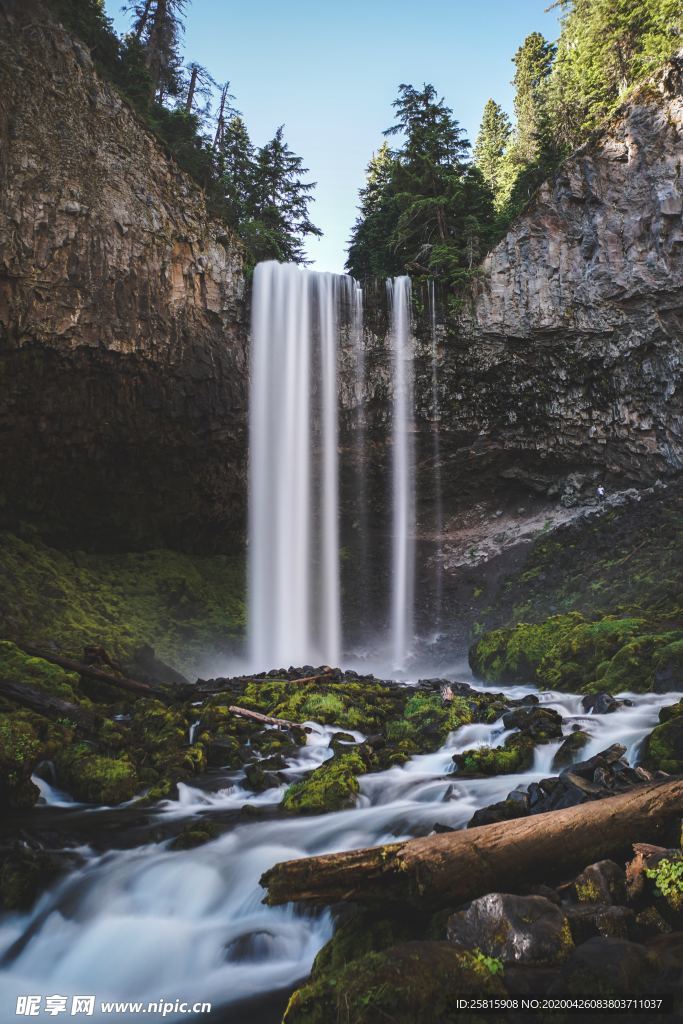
[55, 744, 140, 804]
[454, 731, 535, 776]
[0, 710, 74, 808]
[0, 530, 245, 676]
[0, 640, 83, 701]
[0, 847, 62, 910]
[642, 716, 683, 774]
[281, 750, 367, 814]
[471, 611, 680, 694]
[284, 941, 505, 1024]
[170, 823, 219, 850]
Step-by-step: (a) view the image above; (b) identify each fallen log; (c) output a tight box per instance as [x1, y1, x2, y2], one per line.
[261, 778, 683, 908]
[0, 676, 99, 730]
[20, 646, 169, 699]
[228, 705, 313, 732]
[197, 667, 336, 695]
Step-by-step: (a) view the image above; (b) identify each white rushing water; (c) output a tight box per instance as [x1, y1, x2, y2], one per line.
[1, 689, 671, 1022]
[428, 280, 444, 627]
[248, 262, 344, 669]
[388, 276, 416, 670]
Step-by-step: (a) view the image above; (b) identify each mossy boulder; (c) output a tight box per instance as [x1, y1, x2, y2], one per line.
[0, 844, 63, 910]
[469, 614, 583, 684]
[281, 750, 368, 814]
[284, 941, 505, 1023]
[0, 709, 74, 808]
[55, 744, 139, 804]
[453, 731, 535, 776]
[641, 715, 683, 774]
[170, 822, 218, 851]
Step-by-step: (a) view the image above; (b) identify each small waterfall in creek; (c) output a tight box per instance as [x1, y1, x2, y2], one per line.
[388, 276, 416, 670]
[248, 261, 344, 669]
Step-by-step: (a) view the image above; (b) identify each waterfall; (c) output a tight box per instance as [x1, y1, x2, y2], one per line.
[248, 261, 343, 669]
[388, 277, 416, 669]
[428, 280, 444, 628]
[349, 280, 369, 629]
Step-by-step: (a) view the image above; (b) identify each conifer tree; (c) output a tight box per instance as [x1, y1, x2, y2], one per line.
[474, 99, 512, 204]
[127, 0, 187, 103]
[346, 142, 400, 280]
[247, 127, 322, 264]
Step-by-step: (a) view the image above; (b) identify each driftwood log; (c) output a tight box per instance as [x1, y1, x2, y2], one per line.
[0, 676, 99, 729]
[261, 779, 683, 908]
[228, 705, 312, 731]
[20, 646, 170, 699]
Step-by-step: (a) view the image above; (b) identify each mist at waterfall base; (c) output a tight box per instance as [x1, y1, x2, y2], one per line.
[246, 261, 430, 679]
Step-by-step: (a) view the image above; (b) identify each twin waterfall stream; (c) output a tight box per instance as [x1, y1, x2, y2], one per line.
[248, 262, 415, 672]
[0, 263, 672, 1022]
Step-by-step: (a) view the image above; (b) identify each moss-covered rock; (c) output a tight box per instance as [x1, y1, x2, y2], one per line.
[284, 941, 505, 1024]
[453, 731, 536, 776]
[0, 844, 63, 910]
[471, 612, 681, 694]
[170, 822, 219, 850]
[0, 709, 74, 808]
[55, 743, 139, 804]
[641, 715, 683, 774]
[281, 750, 368, 814]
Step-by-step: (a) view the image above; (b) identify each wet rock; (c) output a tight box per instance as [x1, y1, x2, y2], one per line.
[581, 693, 621, 715]
[0, 842, 64, 910]
[565, 905, 635, 944]
[552, 730, 590, 770]
[550, 937, 653, 995]
[170, 822, 218, 851]
[468, 798, 529, 828]
[244, 763, 281, 793]
[446, 894, 573, 964]
[205, 737, 239, 768]
[641, 714, 683, 774]
[570, 860, 627, 905]
[501, 706, 563, 740]
[634, 906, 673, 939]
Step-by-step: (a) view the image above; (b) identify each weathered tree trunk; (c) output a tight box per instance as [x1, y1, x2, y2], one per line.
[0, 677, 98, 729]
[20, 647, 168, 699]
[228, 705, 310, 731]
[261, 779, 683, 908]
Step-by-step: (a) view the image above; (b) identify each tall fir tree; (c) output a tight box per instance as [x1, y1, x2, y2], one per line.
[247, 127, 322, 264]
[127, 0, 187, 103]
[346, 142, 400, 280]
[474, 99, 512, 206]
[215, 115, 255, 227]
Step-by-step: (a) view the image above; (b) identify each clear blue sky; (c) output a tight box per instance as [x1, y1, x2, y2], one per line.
[106, 0, 561, 272]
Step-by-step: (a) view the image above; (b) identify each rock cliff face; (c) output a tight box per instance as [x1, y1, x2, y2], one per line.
[346, 58, 683, 510]
[0, 2, 246, 551]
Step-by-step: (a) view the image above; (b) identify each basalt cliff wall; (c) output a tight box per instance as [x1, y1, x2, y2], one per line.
[347, 58, 683, 516]
[0, 1, 246, 551]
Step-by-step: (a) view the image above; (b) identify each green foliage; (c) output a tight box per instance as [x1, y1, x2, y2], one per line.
[56, 744, 140, 804]
[346, 84, 495, 288]
[0, 530, 245, 676]
[645, 857, 683, 912]
[455, 732, 535, 776]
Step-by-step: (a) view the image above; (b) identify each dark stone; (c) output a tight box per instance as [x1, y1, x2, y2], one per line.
[571, 860, 627, 905]
[468, 798, 529, 828]
[205, 738, 238, 768]
[243, 764, 280, 792]
[582, 693, 621, 715]
[502, 706, 563, 740]
[634, 906, 673, 939]
[565, 904, 635, 944]
[551, 937, 653, 995]
[446, 894, 572, 964]
[552, 731, 591, 770]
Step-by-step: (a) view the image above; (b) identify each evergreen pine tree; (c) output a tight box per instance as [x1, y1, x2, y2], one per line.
[473, 99, 512, 205]
[346, 142, 400, 280]
[247, 127, 322, 264]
